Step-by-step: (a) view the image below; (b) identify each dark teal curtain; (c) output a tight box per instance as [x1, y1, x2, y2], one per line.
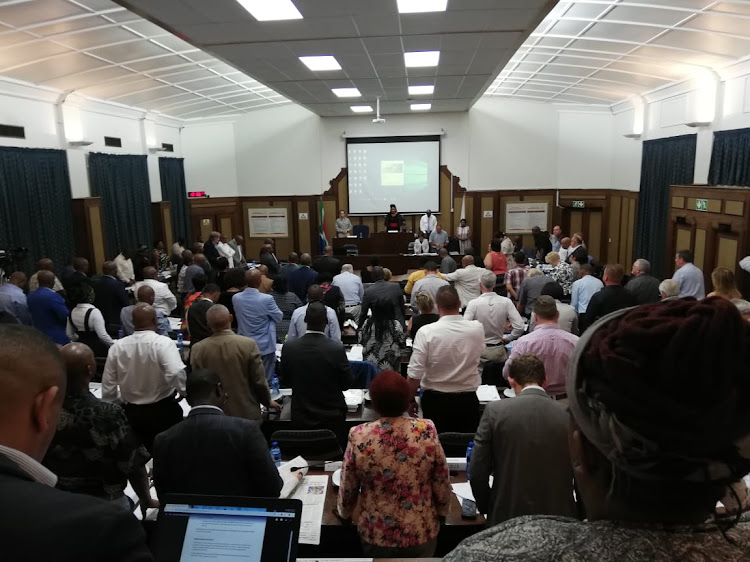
[0, 147, 75, 274]
[89, 153, 152, 259]
[634, 134, 696, 280]
[159, 157, 191, 243]
[708, 128, 750, 186]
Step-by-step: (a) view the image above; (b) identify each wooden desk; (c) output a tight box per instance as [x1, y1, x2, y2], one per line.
[333, 232, 415, 255]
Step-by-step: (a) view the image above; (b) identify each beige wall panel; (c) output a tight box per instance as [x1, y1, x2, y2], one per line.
[338, 177, 348, 214]
[588, 211, 602, 263]
[219, 217, 232, 238]
[717, 238, 738, 271]
[440, 173, 452, 233]
[89, 206, 105, 274]
[608, 196, 621, 264]
[694, 228, 707, 271]
[625, 199, 635, 266]
[162, 208, 174, 249]
[725, 201, 744, 216]
[672, 196, 685, 209]
[707, 199, 722, 213]
[569, 211, 583, 241]
[297, 201, 311, 255]
[199, 217, 213, 242]
[686, 197, 696, 210]
[675, 228, 692, 254]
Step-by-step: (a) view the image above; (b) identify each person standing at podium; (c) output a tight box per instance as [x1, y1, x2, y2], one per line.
[384, 204, 405, 232]
[336, 210, 353, 238]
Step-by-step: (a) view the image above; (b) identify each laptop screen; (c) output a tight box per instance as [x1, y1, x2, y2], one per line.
[151, 496, 302, 562]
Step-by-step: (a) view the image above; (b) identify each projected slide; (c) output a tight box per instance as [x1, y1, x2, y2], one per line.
[180, 515, 265, 561]
[347, 136, 440, 214]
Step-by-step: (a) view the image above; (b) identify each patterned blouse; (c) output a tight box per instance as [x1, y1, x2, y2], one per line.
[337, 417, 452, 548]
[550, 262, 576, 296]
[359, 319, 405, 372]
[272, 290, 302, 343]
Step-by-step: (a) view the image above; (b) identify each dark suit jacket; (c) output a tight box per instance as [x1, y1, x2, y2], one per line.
[260, 252, 280, 275]
[313, 256, 342, 278]
[470, 387, 577, 526]
[153, 407, 282, 498]
[203, 241, 220, 268]
[361, 280, 405, 326]
[27, 287, 70, 345]
[281, 333, 352, 428]
[94, 275, 130, 327]
[583, 284, 636, 331]
[625, 274, 661, 305]
[186, 298, 213, 346]
[0, 452, 152, 561]
[288, 266, 318, 302]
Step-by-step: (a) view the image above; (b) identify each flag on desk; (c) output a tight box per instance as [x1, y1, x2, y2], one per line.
[318, 200, 328, 254]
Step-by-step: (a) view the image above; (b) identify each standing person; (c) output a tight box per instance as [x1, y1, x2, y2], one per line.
[550, 225, 563, 253]
[336, 210, 353, 237]
[313, 246, 342, 278]
[332, 264, 364, 323]
[259, 243, 280, 275]
[152, 241, 169, 271]
[227, 235, 246, 266]
[102, 304, 186, 453]
[93, 261, 129, 336]
[500, 232, 515, 257]
[28, 258, 64, 293]
[546, 251, 575, 296]
[517, 268, 548, 317]
[410, 261, 449, 313]
[287, 285, 341, 342]
[484, 238, 508, 286]
[27, 271, 70, 345]
[407, 286, 485, 434]
[288, 253, 317, 302]
[280, 252, 300, 277]
[338, 370, 452, 558]
[529, 282, 579, 335]
[203, 231, 221, 269]
[505, 251, 530, 302]
[441, 255, 483, 308]
[384, 204, 405, 232]
[132, 246, 151, 282]
[0, 325, 153, 562]
[171, 238, 185, 261]
[707, 266, 742, 300]
[66, 286, 114, 358]
[428, 224, 448, 252]
[232, 269, 282, 384]
[114, 249, 135, 286]
[218, 268, 247, 332]
[281, 303, 352, 431]
[256, 264, 274, 294]
[191, 305, 279, 420]
[625, 259, 661, 305]
[584, 264, 636, 332]
[216, 235, 236, 269]
[456, 218, 472, 255]
[120, 285, 170, 337]
[359, 301, 406, 372]
[532, 226, 553, 262]
[558, 237, 572, 263]
[0, 271, 30, 325]
[187, 283, 220, 347]
[271, 274, 302, 342]
[408, 291, 439, 339]
[419, 209, 437, 236]
[439, 248, 457, 274]
[182, 253, 206, 295]
[361, 266, 405, 328]
[134, 267, 176, 316]
[470, 354, 576, 526]
[570, 263, 604, 315]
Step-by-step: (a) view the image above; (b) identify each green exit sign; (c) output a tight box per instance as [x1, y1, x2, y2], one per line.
[696, 198, 707, 212]
[572, 200, 585, 209]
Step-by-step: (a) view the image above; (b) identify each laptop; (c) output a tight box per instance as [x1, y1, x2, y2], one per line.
[150, 495, 303, 562]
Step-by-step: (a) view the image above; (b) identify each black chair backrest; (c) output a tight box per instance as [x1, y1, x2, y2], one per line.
[438, 432, 476, 458]
[352, 225, 369, 238]
[482, 361, 509, 388]
[270, 429, 343, 462]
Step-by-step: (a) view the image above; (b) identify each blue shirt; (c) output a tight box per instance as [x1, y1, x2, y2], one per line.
[570, 274, 604, 314]
[119, 305, 170, 337]
[286, 304, 341, 342]
[331, 271, 364, 306]
[672, 262, 705, 300]
[27, 287, 70, 345]
[232, 288, 283, 355]
[429, 230, 448, 246]
[0, 284, 31, 325]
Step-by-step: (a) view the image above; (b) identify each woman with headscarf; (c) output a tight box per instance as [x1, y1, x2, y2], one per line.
[446, 297, 750, 561]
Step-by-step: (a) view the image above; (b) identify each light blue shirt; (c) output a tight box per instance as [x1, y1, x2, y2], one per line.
[331, 271, 364, 305]
[429, 229, 448, 247]
[672, 262, 705, 300]
[551, 235, 561, 253]
[232, 288, 283, 355]
[570, 274, 604, 314]
[286, 304, 341, 342]
[0, 283, 31, 325]
[120, 305, 170, 337]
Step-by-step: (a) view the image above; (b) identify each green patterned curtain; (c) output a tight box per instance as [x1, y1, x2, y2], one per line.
[89, 153, 153, 259]
[159, 157, 191, 243]
[708, 128, 750, 186]
[0, 147, 75, 275]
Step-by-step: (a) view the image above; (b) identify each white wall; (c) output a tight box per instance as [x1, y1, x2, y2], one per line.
[181, 121, 239, 197]
[557, 110, 615, 190]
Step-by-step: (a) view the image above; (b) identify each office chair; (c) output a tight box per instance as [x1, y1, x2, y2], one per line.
[438, 432, 476, 458]
[270, 429, 344, 461]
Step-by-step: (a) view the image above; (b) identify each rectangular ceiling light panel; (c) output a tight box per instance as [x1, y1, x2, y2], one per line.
[404, 50, 440, 67]
[397, 0, 448, 13]
[408, 85, 435, 95]
[332, 87, 362, 97]
[299, 55, 341, 71]
[236, 0, 303, 21]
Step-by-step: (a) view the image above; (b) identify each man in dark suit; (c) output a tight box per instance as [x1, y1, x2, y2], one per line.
[360, 266, 405, 327]
[625, 258, 661, 305]
[94, 261, 130, 336]
[186, 283, 220, 346]
[62, 257, 94, 303]
[259, 243, 281, 275]
[27, 270, 70, 346]
[288, 253, 318, 302]
[281, 303, 352, 432]
[313, 246, 342, 278]
[152, 368, 282, 498]
[203, 231, 221, 268]
[0, 325, 152, 561]
[281, 252, 300, 277]
[470, 354, 577, 526]
[583, 264, 636, 331]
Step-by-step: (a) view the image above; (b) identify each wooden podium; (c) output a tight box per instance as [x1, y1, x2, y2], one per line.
[332, 231, 414, 255]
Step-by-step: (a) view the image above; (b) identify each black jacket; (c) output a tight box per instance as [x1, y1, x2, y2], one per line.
[583, 285, 636, 331]
[361, 280, 405, 327]
[0, 452, 152, 562]
[312, 256, 342, 278]
[153, 407, 282, 498]
[625, 274, 661, 305]
[93, 275, 129, 327]
[186, 298, 213, 346]
[203, 241, 220, 268]
[260, 252, 281, 275]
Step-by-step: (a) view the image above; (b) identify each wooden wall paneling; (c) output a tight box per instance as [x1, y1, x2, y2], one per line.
[725, 200, 744, 216]
[625, 197, 635, 266]
[588, 210, 602, 263]
[218, 215, 233, 239]
[297, 200, 311, 255]
[71, 198, 106, 274]
[607, 196, 622, 264]
[716, 235, 739, 271]
[569, 211, 583, 242]
[618, 201, 630, 266]
[162, 207, 174, 249]
[480, 196, 494, 254]
[675, 227, 692, 257]
[694, 228, 707, 271]
[88, 204, 106, 274]
[151, 202, 172, 249]
[323, 199, 337, 251]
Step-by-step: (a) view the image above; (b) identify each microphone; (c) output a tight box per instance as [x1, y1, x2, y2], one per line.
[289, 461, 331, 472]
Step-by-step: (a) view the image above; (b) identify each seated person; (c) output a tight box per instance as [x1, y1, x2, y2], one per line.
[42, 343, 155, 513]
[447, 298, 750, 561]
[414, 232, 430, 254]
[66, 285, 113, 357]
[338, 370, 452, 558]
[120, 285, 170, 337]
[428, 224, 448, 252]
[153, 368, 282, 498]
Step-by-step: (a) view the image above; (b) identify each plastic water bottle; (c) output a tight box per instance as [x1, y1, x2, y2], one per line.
[270, 442, 282, 468]
[465, 441, 475, 479]
[271, 374, 280, 395]
[176, 331, 183, 350]
[117, 327, 123, 340]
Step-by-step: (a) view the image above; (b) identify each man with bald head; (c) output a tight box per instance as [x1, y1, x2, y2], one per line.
[233, 269, 283, 384]
[439, 255, 483, 309]
[281, 252, 300, 277]
[256, 264, 274, 294]
[286, 284, 341, 342]
[227, 234, 246, 266]
[28, 258, 63, 292]
[103, 303, 186, 453]
[133, 266, 176, 315]
[259, 243, 280, 275]
[0, 271, 30, 325]
[120, 285, 170, 336]
[0, 326, 151, 560]
[287, 253, 317, 302]
[28, 270, 70, 345]
[94, 260, 129, 335]
[43, 343, 155, 512]
[191, 304, 278, 420]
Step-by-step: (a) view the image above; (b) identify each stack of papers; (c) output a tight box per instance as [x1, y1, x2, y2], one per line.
[476, 385, 501, 402]
[346, 344, 363, 361]
[278, 455, 309, 499]
[343, 389, 364, 411]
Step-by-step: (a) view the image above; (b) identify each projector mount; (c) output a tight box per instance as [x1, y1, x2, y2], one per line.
[372, 96, 385, 124]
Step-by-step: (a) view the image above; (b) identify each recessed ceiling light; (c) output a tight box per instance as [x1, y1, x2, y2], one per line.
[350, 105, 373, 113]
[404, 51, 440, 68]
[408, 85, 435, 95]
[411, 103, 432, 111]
[299, 55, 341, 71]
[236, 0, 303, 21]
[397, 0, 448, 13]
[332, 87, 361, 98]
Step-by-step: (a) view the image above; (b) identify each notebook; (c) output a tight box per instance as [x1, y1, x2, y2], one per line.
[150, 495, 303, 562]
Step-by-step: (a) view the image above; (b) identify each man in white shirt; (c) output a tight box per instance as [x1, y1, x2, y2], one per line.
[419, 209, 437, 236]
[558, 237, 571, 263]
[217, 235, 236, 268]
[28, 258, 64, 293]
[286, 285, 341, 342]
[408, 285, 485, 433]
[414, 232, 430, 254]
[133, 266, 176, 316]
[410, 261, 449, 313]
[465, 270, 525, 373]
[114, 249, 135, 286]
[102, 304, 186, 453]
[440, 255, 483, 308]
[227, 235, 246, 266]
[332, 264, 364, 323]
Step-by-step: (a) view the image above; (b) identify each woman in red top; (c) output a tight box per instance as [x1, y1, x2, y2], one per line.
[484, 238, 508, 286]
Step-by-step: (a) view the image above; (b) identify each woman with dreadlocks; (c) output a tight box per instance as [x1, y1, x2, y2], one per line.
[446, 297, 750, 560]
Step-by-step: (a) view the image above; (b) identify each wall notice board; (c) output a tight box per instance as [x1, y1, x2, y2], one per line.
[248, 208, 289, 237]
[505, 202, 548, 233]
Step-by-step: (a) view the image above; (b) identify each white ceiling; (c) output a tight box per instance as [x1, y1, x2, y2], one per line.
[486, 1, 750, 105]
